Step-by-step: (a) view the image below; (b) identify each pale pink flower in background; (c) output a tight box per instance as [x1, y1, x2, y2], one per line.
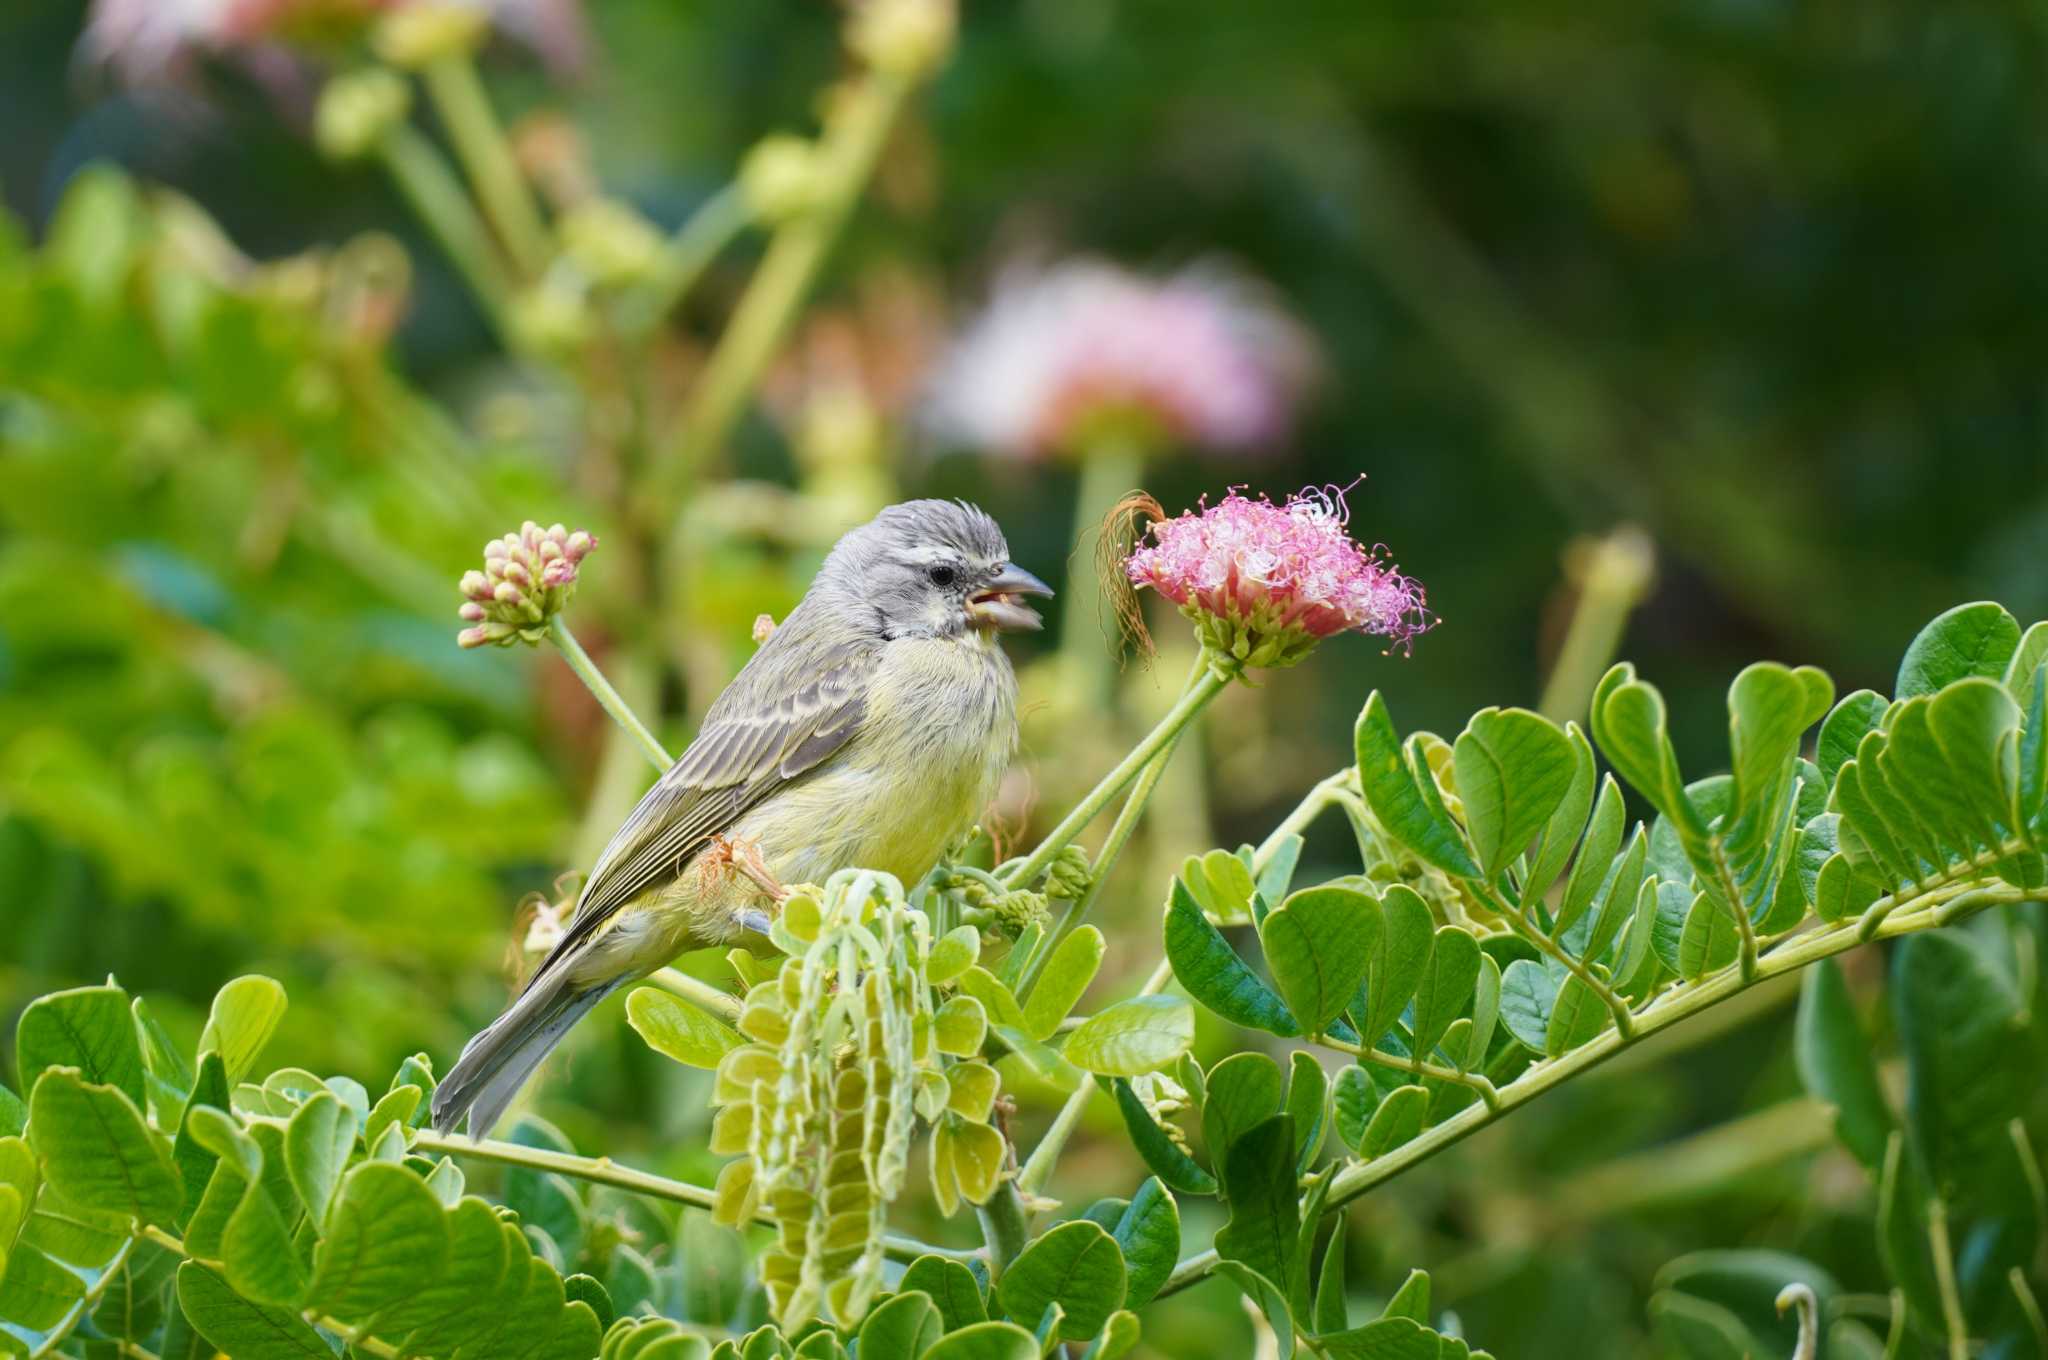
[79, 0, 586, 87]
[1127, 486, 1429, 667]
[927, 259, 1319, 461]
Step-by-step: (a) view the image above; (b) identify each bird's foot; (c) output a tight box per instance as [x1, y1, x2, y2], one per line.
[706, 834, 792, 904]
[733, 907, 775, 936]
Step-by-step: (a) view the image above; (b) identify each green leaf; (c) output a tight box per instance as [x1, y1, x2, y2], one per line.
[29, 1068, 182, 1227]
[1313, 1230, 1348, 1334]
[15, 985, 144, 1110]
[897, 1255, 986, 1332]
[856, 1289, 941, 1357]
[1725, 663, 1833, 856]
[1316, 1317, 1444, 1359]
[1062, 996, 1194, 1077]
[1023, 927, 1105, 1041]
[997, 1219, 1126, 1342]
[1896, 601, 2020, 699]
[1358, 1086, 1427, 1159]
[172, 1053, 230, 1223]
[1892, 931, 2029, 1212]
[1331, 1066, 1378, 1154]
[1200, 1054, 1285, 1170]
[1379, 1268, 1430, 1323]
[175, 1262, 330, 1360]
[1590, 665, 1701, 837]
[918, 1321, 1041, 1360]
[1284, 1051, 1328, 1172]
[1182, 850, 1259, 922]
[1409, 927, 1480, 1065]
[283, 1090, 353, 1228]
[1497, 959, 1557, 1055]
[1677, 893, 1740, 980]
[1647, 1290, 1755, 1360]
[1543, 971, 1609, 1056]
[1464, 955, 1501, 1069]
[1520, 724, 1597, 908]
[133, 996, 195, 1127]
[0, 1237, 84, 1329]
[308, 1161, 450, 1326]
[1793, 961, 1893, 1173]
[1257, 836, 1305, 913]
[563, 1272, 613, 1330]
[1079, 1310, 1142, 1360]
[1554, 777, 1626, 941]
[1876, 1135, 1947, 1332]
[1214, 1262, 1296, 1360]
[1214, 1115, 1301, 1305]
[926, 925, 981, 986]
[625, 989, 742, 1071]
[1356, 693, 1479, 877]
[1452, 707, 1576, 879]
[0, 1086, 22, 1140]
[960, 968, 1029, 1033]
[1357, 886, 1434, 1052]
[1109, 1079, 1215, 1197]
[1163, 879, 1298, 1037]
[370, 1196, 509, 1353]
[197, 976, 287, 1085]
[1578, 825, 1649, 964]
[1259, 887, 1381, 1034]
[1108, 1177, 1179, 1308]
[1818, 690, 1887, 789]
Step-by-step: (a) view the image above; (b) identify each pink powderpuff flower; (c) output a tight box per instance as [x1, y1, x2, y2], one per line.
[80, 0, 586, 89]
[457, 520, 596, 648]
[927, 259, 1319, 461]
[1126, 486, 1430, 669]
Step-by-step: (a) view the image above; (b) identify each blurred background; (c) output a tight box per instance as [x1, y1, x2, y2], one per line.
[2, 0, 2044, 1354]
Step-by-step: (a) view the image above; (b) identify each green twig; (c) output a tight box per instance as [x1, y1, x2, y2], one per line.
[1318, 1033, 1500, 1111]
[377, 125, 516, 337]
[975, 1180, 1032, 1275]
[643, 968, 743, 1024]
[548, 615, 673, 769]
[1926, 1196, 1970, 1360]
[626, 185, 753, 334]
[1155, 877, 2048, 1300]
[659, 73, 911, 500]
[1000, 664, 1234, 893]
[420, 53, 551, 277]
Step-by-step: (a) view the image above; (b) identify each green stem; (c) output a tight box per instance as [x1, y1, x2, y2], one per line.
[643, 969, 743, 1024]
[409, 1131, 976, 1267]
[548, 616, 673, 770]
[1000, 664, 1234, 892]
[1155, 877, 2048, 1299]
[626, 185, 753, 334]
[1481, 884, 1635, 1040]
[377, 125, 516, 337]
[975, 1181, 1032, 1275]
[1317, 1033, 1499, 1111]
[659, 73, 911, 502]
[1926, 1196, 1970, 1360]
[1060, 444, 1145, 705]
[2012, 1268, 2048, 1357]
[1535, 526, 1654, 725]
[421, 53, 551, 278]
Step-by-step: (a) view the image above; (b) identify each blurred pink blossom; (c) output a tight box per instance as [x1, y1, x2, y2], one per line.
[80, 0, 586, 87]
[928, 259, 1319, 461]
[1127, 486, 1429, 667]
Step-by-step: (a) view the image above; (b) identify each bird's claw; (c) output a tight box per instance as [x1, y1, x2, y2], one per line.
[734, 907, 775, 936]
[705, 834, 792, 904]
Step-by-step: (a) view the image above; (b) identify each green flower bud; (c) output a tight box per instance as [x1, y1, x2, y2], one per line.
[846, 0, 956, 79]
[1046, 845, 1093, 901]
[374, 3, 489, 68]
[739, 135, 826, 224]
[559, 198, 666, 289]
[315, 70, 411, 161]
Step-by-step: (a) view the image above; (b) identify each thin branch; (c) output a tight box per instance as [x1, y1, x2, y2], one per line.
[548, 615, 673, 769]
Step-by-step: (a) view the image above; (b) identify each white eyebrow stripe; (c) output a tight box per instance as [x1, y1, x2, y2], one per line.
[899, 544, 974, 565]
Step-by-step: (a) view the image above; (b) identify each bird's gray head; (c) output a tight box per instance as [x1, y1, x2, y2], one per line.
[824, 499, 1053, 642]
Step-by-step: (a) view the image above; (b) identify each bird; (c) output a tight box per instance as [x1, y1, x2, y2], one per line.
[431, 500, 1052, 1136]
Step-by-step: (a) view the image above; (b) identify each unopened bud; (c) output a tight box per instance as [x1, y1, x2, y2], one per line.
[456, 519, 599, 648]
[1046, 846, 1093, 902]
[846, 0, 955, 79]
[739, 135, 826, 224]
[315, 70, 411, 161]
[375, 3, 489, 68]
[559, 198, 666, 288]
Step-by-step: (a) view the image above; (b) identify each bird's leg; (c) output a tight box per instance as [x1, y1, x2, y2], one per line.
[706, 834, 791, 937]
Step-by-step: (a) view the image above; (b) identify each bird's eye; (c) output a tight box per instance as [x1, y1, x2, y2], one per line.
[927, 564, 959, 588]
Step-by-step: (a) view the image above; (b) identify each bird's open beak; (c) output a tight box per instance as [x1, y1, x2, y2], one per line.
[967, 563, 1054, 633]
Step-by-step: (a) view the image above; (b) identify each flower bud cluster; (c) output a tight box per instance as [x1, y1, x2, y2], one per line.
[456, 520, 596, 648]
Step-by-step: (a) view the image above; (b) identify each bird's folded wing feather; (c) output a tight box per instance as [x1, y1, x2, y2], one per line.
[529, 640, 874, 979]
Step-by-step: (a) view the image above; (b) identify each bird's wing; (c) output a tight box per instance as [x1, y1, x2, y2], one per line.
[530, 640, 874, 979]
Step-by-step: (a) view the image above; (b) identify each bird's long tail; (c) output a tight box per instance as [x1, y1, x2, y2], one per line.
[430, 967, 620, 1136]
